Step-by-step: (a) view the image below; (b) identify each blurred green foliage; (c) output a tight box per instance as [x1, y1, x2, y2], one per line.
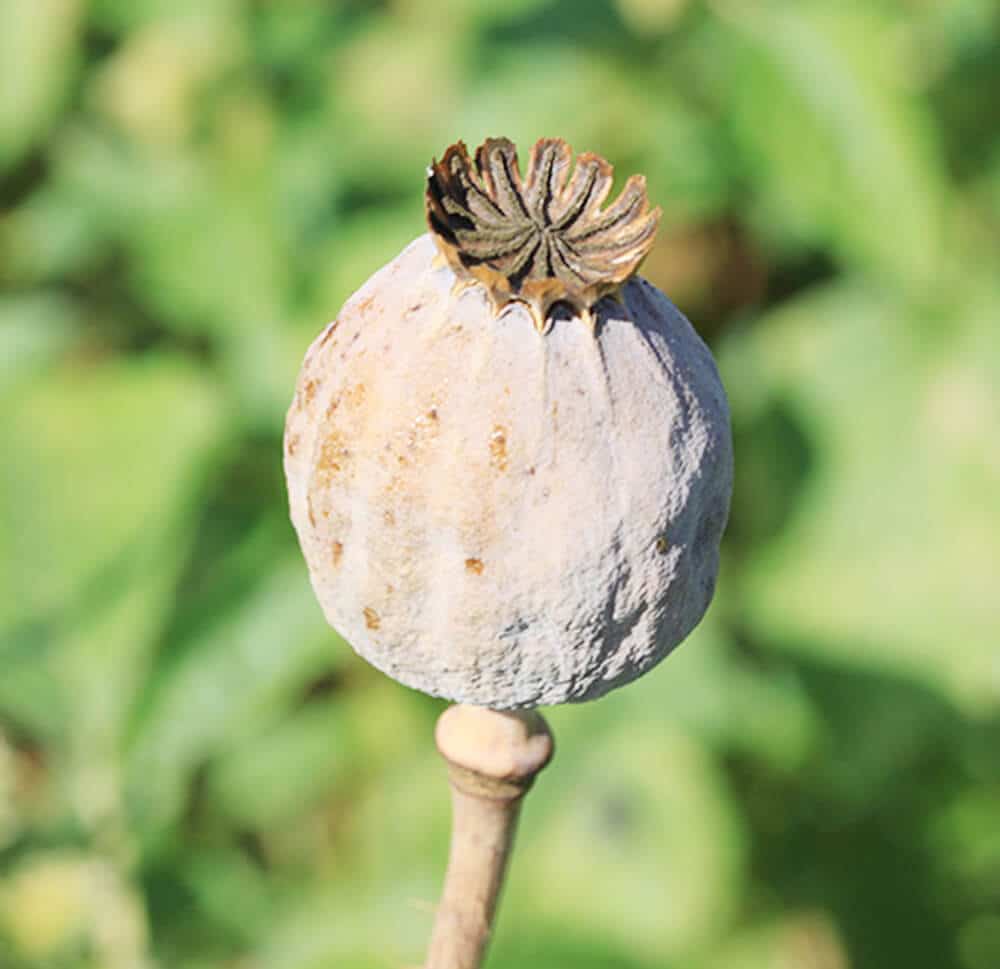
[1, 1, 999, 967]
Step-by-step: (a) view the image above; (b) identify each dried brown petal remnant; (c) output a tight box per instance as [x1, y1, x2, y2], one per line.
[426, 137, 661, 331]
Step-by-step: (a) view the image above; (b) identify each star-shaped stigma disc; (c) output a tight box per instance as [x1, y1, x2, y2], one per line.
[426, 137, 661, 332]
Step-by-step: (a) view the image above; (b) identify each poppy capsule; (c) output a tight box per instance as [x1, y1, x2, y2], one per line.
[284, 138, 733, 709]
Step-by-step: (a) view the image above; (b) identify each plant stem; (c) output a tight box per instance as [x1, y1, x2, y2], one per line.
[424, 704, 554, 969]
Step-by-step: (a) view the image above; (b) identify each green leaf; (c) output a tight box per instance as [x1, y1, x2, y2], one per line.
[510, 718, 745, 963]
[0, 0, 85, 170]
[722, 280, 1000, 712]
[716, 2, 947, 289]
[0, 358, 224, 747]
[206, 701, 351, 829]
[125, 556, 340, 837]
[617, 610, 820, 773]
[0, 293, 79, 396]
[701, 912, 849, 969]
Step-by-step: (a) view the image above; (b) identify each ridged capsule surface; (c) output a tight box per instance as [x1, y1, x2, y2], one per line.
[284, 233, 732, 708]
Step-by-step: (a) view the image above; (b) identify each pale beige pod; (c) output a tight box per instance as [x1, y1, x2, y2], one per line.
[284, 138, 732, 709]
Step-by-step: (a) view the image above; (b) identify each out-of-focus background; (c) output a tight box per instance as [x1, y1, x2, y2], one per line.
[1, 0, 998, 967]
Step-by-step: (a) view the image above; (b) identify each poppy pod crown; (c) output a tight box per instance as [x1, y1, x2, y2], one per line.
[426, 138, 661, 331]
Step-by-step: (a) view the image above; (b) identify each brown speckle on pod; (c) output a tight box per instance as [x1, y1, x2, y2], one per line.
[318, 320, 339, 348]
[317, 431, 349, 475]
[489, 425, 509, 471]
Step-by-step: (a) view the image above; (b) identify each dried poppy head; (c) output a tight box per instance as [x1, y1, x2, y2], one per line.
[285, 137, 732, 709]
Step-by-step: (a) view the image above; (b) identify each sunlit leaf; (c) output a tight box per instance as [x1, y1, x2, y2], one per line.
[509, 719, 745, 962]
[125, 556, 339, 837]
[0, 293, 79, 395]
[714, 2, 947, 289]
[0, 357, 224, 825]
[722, 280, 1000, 711]
[0, 0, 85, 170]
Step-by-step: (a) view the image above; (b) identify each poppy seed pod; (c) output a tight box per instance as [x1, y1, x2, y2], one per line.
[284, 138, 733, 709]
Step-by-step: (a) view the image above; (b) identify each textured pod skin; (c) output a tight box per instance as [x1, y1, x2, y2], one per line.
[284, 234, 732, 709]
